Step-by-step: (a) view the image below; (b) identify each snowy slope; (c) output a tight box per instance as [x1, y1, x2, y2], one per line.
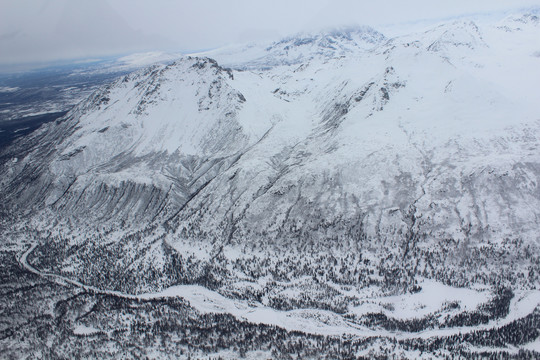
[1, 12, 540, 354]
[192, 25, 385, 70]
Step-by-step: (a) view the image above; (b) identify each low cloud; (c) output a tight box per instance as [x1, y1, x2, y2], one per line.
[1, 0, 539, 67]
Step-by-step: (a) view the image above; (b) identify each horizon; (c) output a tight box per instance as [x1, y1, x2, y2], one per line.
[0, 1, 539, 73]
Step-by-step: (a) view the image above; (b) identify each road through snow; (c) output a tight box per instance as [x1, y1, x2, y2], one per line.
[18, 243, 540, 341]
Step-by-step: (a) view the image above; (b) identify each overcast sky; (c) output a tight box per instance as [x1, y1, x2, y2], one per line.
[0, 0, 539, 68]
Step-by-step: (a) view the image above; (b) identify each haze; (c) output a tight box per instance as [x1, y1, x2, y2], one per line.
[0, 0, 539, 68]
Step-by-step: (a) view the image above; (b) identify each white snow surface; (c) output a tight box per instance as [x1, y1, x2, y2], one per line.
[5, 11, 540, 350]
[349, 278, 490, 320]
[73, 324, 100, 336]
[47, 15, 540, 200]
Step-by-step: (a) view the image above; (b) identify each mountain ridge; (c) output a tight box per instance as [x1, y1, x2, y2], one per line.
[1, 12, 540, 358]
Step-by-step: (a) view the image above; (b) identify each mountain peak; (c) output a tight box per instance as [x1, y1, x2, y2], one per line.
[423, 20, 486, 52]
[497, 11, 540, 32]
[2, 15, 540, 359]
[268, 25, 386, 52]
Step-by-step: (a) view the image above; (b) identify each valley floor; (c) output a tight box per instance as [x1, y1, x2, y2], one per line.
[1, 241, 538, 359]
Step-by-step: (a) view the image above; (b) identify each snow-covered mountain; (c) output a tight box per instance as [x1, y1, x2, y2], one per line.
[1, 11, 540, 358]
[193, 25, 386, 70]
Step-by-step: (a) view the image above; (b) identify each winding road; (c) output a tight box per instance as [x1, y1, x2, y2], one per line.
[18, 243, 540, 342]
